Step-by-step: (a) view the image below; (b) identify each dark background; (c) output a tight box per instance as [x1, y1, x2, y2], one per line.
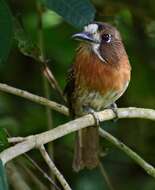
[1, 0, 155, 189]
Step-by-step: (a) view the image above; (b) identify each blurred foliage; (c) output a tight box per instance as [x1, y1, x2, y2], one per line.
[0, 159, 8, 190]
[0, 0, 13, 65]
[0, 128, 9, 152]
[44, 0, 96, 29]
[14, 19, 40, 60]
[0, 0, 155, 189]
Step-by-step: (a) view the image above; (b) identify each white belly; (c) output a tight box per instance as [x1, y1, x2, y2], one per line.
[74, 81, 129, 116]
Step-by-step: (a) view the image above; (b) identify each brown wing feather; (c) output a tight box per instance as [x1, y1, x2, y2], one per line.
[64, 65, 75, 117]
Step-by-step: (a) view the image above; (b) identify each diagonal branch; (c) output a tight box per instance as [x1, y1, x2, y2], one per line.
[99, 128, 155, 178]
[0, 83, 69, 116]
[98, 162, 115, 190]
[36, 1, 64, 101]
[1, 108, 155, 178]
[39, 145, 71, 190]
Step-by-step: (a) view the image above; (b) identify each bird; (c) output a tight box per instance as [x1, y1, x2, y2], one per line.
[64, 22, 131, 172]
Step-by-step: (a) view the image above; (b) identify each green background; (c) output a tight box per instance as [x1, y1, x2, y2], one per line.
[0, 0, 155, 189]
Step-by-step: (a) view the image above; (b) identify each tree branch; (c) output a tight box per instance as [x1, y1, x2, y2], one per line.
[36, 1, 64, 101]
[1, 108, 155, 178]
[23, 154, 60, 190]
[36, 3, 57, 188]
[98, 162, 115, 190]
[39, 145, 71, 190]
[7, 162, 31, 190]
[99, 128, 155, 178]
[0, 83, 69, 116]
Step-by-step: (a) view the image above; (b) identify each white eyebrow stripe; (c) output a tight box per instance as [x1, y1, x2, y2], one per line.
[84, 24, 98, 33]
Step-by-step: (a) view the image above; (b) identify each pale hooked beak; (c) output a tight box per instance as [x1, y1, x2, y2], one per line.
[72, 32, 99, 43]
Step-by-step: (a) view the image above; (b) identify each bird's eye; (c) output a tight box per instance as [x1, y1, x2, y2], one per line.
[102, 34, 111, 43]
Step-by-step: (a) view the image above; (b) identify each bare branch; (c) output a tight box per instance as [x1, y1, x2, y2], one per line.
[7, 162, 31, 190]
[0, 83, 69, 116]
[19, 162, 48, 190]
[23, 154, 60, 190]
[6, 130, 59, 189]
[8, 137, 26, 143]
[1, 108, 155, 178]
[42, 63, 65, 100]
[36, 3, 57, 187]
[99, 128, 155, 178]
[39, 146, 72, 190]
[36, 1, 64, 101]
[98, 162, 115, 190]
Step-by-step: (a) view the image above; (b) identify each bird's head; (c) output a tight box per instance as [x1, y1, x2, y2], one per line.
[72, 22, 126, 64]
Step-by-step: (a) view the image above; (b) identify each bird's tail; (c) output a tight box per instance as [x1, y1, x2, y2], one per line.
[73, 126, 99, 172]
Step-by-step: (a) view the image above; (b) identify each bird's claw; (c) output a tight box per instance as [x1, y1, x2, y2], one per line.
[110, 103, 119, 122]
[83, 106, 100, 127]
[90, 111, 100, 127]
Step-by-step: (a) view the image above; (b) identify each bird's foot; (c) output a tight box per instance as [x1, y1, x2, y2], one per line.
[109, 103, 119, 122]
[83, 106, 100, 127]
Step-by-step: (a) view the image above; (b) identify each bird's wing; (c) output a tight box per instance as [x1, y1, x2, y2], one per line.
[64, 65, 75, 117]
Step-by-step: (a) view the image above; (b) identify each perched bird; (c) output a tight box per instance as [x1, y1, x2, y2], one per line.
[64, 22, 131, 172]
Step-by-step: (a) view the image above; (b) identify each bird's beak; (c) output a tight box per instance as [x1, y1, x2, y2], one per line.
[72, 32, 98, 43]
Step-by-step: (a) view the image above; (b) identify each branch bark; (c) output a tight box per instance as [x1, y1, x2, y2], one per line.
[39, 146, 71, 190]
[1, 108, 155, 178]
[0, 83, 69, 116]
[99, 128, 155, 178]
[7, 162, 31, 190]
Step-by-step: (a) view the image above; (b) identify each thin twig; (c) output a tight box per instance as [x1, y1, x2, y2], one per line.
[99, 128, 155, 178]
[43, 76, 56, 190]
[99, 162, 115, 190]
[36, 1, 65, 101]
[6, 162, 31, 190]
[39, 145, 72, 190]
[18, 160, 48, 190]
[1, 108, 155, 178]
[36, 3, 56, 188]
[6, 130, 59, 190]
[24, 154, 61, 190]
[0, 83, 69, 116]
[41, 62, 65, 101]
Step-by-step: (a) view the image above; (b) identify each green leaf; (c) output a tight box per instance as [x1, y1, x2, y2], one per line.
[0, 128, 9, 152]
[14, 19, 40, 60]
[0, 0, 13, 64]
[0, 159, 8, 190]
[44, 0, 96, 28]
